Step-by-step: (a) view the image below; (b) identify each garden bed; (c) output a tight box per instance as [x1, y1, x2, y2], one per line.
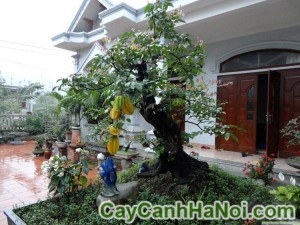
[5, 165, 298, 225]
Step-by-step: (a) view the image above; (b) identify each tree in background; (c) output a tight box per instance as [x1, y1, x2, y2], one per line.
[0, 80, 43, 115]
[55, 0, 238, 186]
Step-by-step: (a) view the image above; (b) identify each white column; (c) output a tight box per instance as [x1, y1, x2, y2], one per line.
[123, 109, 144, 149]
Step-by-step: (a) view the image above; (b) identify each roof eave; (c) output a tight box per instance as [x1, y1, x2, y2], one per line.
[51, 27, 107, 51]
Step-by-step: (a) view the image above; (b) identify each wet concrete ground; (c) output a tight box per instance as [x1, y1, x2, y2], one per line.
[0, 141, 98, 225]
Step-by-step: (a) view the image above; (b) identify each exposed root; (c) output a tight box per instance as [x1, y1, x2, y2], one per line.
[137, 151, 210, 187]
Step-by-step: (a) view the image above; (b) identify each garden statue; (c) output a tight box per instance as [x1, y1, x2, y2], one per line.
[97, 153, 119, 197]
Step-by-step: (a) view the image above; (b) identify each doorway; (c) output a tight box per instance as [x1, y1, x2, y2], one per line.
[216, 71, 280, 156]
[256, 75, 267, 151]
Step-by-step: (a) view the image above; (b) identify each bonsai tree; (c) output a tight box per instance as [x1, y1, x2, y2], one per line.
[281, 116, 300, 147]
[56, 0, 238, 185]
[32, 133, 48, 156]
[51, 114, 71, 142]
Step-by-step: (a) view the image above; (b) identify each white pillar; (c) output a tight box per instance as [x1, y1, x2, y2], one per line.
[123, 109, 144, 149]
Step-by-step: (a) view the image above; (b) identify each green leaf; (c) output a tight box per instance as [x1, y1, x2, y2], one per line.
[277, 186, 288, 194]
[79, 176, 88, 187]
[224, 133, 230, 141]
[230, 133, 239, 142]
[286, 192, 294, 200]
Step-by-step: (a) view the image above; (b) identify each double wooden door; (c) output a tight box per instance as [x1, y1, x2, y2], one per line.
[216, 71, 280, 156]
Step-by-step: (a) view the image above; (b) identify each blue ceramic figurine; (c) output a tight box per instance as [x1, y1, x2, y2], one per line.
[97, 153, 119, 197]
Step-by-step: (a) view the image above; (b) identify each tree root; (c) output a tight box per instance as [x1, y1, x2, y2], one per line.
[137, 151, 210, 184]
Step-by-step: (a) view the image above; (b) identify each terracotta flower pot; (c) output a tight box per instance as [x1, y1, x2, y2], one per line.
[44, 150, 52, 159]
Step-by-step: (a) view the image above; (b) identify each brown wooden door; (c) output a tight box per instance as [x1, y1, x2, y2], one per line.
[278, 69, 300, 158]
[216, 74, 257, 154]
[217, 69, 300, 158]
[266, 71, 280, 157]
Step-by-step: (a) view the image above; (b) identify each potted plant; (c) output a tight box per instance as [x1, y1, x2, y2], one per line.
[32, 134, 46, 156]
[52, 114, 71, 148]
[281, 116, 300, 169]
[44, 139, 54, 159]
[281, 116, 300, 150]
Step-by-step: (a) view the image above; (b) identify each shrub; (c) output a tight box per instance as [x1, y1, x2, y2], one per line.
[17, 114, 44, 135]
[41, 148, 90, 195]
[270, 173, 300, 217]
[14, 165, 277, 225]
[243, 152, 275, 185]
[281, 116, 300, 147]
[134, 166, 275, 225]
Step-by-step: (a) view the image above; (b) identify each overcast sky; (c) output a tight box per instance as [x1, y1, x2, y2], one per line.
[0, 0, 82, 90]
[0, 0, 156, 90]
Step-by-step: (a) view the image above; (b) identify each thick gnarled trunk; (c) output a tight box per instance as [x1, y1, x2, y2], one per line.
[138, 95, 210, 182]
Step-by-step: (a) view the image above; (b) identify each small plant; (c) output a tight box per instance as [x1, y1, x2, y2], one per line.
[281, 116, 300, 147]
[17, 113, 44, 135]
[52, 114, 71, 142]
[270, 173, 300, 217]
[243, 152, 275, 185]
[41, 148, 90, 195]
[34, 133, 47, 149]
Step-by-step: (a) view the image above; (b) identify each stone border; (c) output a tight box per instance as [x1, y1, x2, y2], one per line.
[3, 208, 26, 225]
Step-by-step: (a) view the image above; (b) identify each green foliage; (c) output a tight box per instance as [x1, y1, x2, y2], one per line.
[30, 92, 72, 141]
[136, 167, 274, 224]
[117, 162, 141, 183]
[9, 91, 73, 141]
[281, 116, 300, 147]
[0, 82, 43, 114]
[51, 114, 71, 141]
[14, 186, 104, 225]
[35, 133, 48, 149]
[50, 90, 83, 126]
[270, 185, 300, 208]
[52, 75, 107, 126]
[208, 166, 273, 204]
[41, 149, 90, 195]
[13, 92, 65, 136]
[33, 92, 59, 114]
[117, 155, 158, 183]
[15, 113, 44, 135]
[243, 153, 275, 185]
[54, 0, 239, 153]
[270, 174, 300, 214]
[14, 165, 275, 225]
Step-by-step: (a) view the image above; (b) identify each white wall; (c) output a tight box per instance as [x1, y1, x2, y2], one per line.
[77, 25, 300, 146]
[189, 25, 300, 146]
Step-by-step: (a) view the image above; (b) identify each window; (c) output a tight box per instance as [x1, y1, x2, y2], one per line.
[221, 49, 300, 72]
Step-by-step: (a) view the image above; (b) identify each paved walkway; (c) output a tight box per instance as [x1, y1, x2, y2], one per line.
[0, 141, 98, 225]
[1, 141, 299, 224]
[184, 144, 300, 180]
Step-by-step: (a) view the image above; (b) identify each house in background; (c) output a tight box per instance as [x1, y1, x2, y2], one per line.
[52, 0, 300, 158]
[0, 85, 33, 131]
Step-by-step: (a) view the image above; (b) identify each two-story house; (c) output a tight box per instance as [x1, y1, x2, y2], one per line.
[52, 0, 300, 158]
